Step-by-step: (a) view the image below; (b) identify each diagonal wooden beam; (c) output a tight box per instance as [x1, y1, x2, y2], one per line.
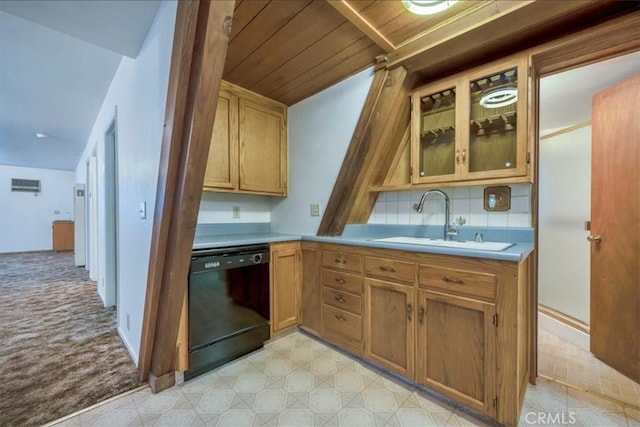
[138, 0, 235, 392]
[327, 0, 396, 53]
[317, 66, 416, 236]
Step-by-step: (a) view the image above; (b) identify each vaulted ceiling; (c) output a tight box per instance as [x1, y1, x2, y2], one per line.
[223, 0, 637, 106]
[1, 0, 637, 171]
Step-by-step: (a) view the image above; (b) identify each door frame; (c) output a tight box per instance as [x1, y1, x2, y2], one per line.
[104, 110, 120, 310]
[528, 13, 640, 383]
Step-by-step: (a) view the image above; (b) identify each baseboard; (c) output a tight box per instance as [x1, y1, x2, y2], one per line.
[118, 327, 139, 367]
[538, 308, 590, 351]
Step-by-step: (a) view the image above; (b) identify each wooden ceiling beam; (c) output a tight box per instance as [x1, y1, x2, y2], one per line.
[327, 0, 396, 53]
[318, 66, 416, 236]
[385, 0, 625, 74]
[138, 0, 235, 392]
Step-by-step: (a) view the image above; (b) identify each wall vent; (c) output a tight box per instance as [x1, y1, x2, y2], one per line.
[11, 178, 41, 193]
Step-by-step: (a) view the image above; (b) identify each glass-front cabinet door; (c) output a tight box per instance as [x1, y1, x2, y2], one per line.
[462, 56, 528, 180]
[411, 80, 461, 184]
[410, 55, 529, 185]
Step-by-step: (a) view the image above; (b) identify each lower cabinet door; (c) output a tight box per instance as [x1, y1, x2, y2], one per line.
[364, 278, 414, 379]
[271, 243, 301, 333]
[415, 289, 496, 417]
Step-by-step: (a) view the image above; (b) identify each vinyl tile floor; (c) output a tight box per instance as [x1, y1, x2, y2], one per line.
[51, 330, 640, 427]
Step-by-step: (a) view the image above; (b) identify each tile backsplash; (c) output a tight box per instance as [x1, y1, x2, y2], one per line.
[368, 184, 531, 228]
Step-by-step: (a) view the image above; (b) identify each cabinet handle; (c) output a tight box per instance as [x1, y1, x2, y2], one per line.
[407, 303, 413, 321]
[335, 278, 346, 284]
[334, 257, 346, 264]
[334, 295, 346, 303]
[456, 149, 460, 164]
[462, 149, 467, 164]
[418, 306, 425, 324]
[442, 276, 465, 285]
[378, 266, 396, 273]
[334, 314, 346, 322]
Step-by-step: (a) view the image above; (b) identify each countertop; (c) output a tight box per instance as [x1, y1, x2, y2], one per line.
[193, 223, 533, 262]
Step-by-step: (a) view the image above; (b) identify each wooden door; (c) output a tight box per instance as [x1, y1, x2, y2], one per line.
[271, 242, 301, 333]
[203, 87, 238, 190]
[415, 290, 496, 417]
[301, 242, 321, 334]
[590, 74, 640, 383]
[364, 278, 414, 378]
[239, 98, 287, 195]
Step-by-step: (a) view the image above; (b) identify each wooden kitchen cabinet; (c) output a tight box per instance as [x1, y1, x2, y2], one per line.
[270, 242, 301, 333]
[364, 278, 414, 379]
[239, 97, 287, 195]
[301, 241, 321, 334]
[321, 246, 364, 355]
[312, 242, 530, 426]
[203, 80, 288, 196]
[415, 289, 497, 417]
[203, 84, 238, 190]
[52, 220, 74, 251]
[411, 55, 530, 186]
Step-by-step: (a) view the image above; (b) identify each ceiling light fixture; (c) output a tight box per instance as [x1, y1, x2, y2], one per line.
[479, 85, 518, 109]
[402, 0, 458, 15]
[35, 132, 50, 139]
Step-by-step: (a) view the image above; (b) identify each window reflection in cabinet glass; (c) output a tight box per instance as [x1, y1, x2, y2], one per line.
[469, 67, 518, 173]
[419, 88, 456, 178]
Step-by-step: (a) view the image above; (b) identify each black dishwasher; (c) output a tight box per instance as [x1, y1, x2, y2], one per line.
[186, 244, 270, 380]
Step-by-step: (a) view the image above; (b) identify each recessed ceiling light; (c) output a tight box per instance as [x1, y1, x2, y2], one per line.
[36, 132, 50, 139]
[402, 0, 458, 15]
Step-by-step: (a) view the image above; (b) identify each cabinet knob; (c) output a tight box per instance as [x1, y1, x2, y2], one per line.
[418, 306, 425, 324]
[462, 149, 467, 164]
[407, 303, 413, 321]
[334, 295, 346, 303]
[456, 149, 460, 164]
[335, 278, 346, 284]
[334, 256, 346, 264]
[379, 266, 396, 273]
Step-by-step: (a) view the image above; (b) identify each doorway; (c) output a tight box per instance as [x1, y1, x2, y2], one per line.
[104, 116, 119, 310]
[537, 52, 640, 406]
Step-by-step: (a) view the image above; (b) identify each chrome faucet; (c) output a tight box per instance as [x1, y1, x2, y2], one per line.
[413, 189, 457, 240]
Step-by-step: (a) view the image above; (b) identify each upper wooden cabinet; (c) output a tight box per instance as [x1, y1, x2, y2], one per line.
[411, 55, 530, 185]
[203, 85, 238, 190]
[203, 81, 288, 196]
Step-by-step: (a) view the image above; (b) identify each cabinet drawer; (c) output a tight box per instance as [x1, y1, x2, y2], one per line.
[322, 269, 362, 294]
[323, 286, 361, 315]
[418, 265, 496, 300]
[364, 256, 414, 284]
[322, 250, 363, 273]
[322, 305, 362, 343]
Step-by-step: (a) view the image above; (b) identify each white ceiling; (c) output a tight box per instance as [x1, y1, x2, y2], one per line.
[0, 1, 161, 171]
[540, 51, 640, 132]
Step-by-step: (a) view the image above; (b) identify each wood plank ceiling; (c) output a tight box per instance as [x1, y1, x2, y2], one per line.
[223, 0, 383, 106]
[224, 0, 638, 107]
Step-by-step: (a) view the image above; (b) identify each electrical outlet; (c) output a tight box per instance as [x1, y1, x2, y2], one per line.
[232, 206, 240, 219]
[310, 203, 320, 217]
[126, 314, 130, 331]
[53, 210, 60, 215]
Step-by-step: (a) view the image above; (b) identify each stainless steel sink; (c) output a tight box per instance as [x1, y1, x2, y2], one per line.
[371, 236, 514, 251]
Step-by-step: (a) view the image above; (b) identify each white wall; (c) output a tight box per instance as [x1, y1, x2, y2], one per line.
[271, 67, 375, 235]
[538, 125, 591, 324]
[74, 1, 177, 364]
[0, 165, 75, 253]
[368, 184, 532, 227]
[198, 192, 271, 224]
